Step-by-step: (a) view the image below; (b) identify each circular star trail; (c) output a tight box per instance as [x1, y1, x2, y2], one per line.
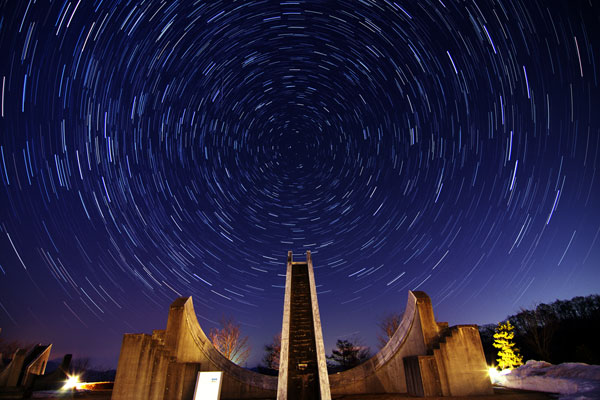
[0, 0, 599, 365]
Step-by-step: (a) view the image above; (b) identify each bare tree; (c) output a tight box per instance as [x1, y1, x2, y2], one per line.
[262, 333, 281, 370]
[0, 338, 32, 358]
[377, 312, 401, 349]
[70, 357, 91, 376]
[209, 317, 251, 365]
[517, 305, 556, 361]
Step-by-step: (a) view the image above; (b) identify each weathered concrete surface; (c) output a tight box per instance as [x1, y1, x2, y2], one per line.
[329, 291, 427, 395]
[277, 251, 330, 400]
[404, 356, 442, 397]
[433, 325, 494, 396]
[277, 252, 293, 400]
[21, 345, 52, 388]
[329, 291, 492, 397]
[306, 251, 332, 400]
[31, 354, 72, 391]
[0, 349, 27, 388]
[112, 297, 276, 400]
[0, 345, 51, 389]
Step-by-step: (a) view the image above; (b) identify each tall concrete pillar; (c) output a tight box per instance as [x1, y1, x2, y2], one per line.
[277, 251, 331, 400]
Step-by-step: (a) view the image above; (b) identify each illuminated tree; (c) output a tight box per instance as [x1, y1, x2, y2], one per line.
[493, 320, 523, 370]
[209, 317, 251, 365]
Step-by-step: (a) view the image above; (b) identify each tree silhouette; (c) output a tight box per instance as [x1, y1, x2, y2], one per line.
[515, 305, 556, 361]
[262, 333, 281, 370]
[481, 294, 600, 365]
[0, 338, 32, 358]
[70, 357, 91, 376]
[327, 338, 370, 371]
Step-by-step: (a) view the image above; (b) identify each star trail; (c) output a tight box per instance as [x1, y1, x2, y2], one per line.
[0, 0, 599, 367]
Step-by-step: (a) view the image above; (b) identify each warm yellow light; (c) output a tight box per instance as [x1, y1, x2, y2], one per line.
[62, 375, 81, 390]
[488, 366, 511, 384]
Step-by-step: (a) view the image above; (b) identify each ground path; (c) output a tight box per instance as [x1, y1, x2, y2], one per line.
[29, 387, 554, 400]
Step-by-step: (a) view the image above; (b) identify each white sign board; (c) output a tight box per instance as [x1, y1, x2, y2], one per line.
[193, 371, 223, 400]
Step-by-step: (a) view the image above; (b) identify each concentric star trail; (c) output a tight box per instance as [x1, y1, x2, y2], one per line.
[0, 0, 598, 365]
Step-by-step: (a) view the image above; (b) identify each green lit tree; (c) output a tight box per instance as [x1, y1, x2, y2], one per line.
[493, 320, 523, 370]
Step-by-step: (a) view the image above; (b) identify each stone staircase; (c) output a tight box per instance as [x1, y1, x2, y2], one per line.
[405, 324, 492, 397]
[287, 263, 320, 400]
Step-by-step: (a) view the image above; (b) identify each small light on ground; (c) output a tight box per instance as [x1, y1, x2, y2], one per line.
[62, 375, 82, 390]
[488, 367, 511, 384]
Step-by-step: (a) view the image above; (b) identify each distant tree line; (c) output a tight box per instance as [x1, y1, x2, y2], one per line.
[257, 312, 406, 374]
[257, 333, 372, 375]
[479, 294, 600, 365]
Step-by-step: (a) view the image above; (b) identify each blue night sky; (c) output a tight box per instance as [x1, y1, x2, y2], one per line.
[0, 0, 599, 368]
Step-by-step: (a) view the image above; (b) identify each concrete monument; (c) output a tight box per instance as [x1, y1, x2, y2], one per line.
[0, 343, 52, 396]
[277, 251, 330, 400]
[112, 252, 492, 399]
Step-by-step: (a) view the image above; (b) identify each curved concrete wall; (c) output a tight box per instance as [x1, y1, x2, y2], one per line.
[167, 297, 277, 396]
[113, 290, 491, 399]
[112, 297, 276, 400]
[0, 345, 52, 389]
[329, 291, 442, 395]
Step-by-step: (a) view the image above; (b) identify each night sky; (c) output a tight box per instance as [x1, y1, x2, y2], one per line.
[1, 0, 599, 368]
